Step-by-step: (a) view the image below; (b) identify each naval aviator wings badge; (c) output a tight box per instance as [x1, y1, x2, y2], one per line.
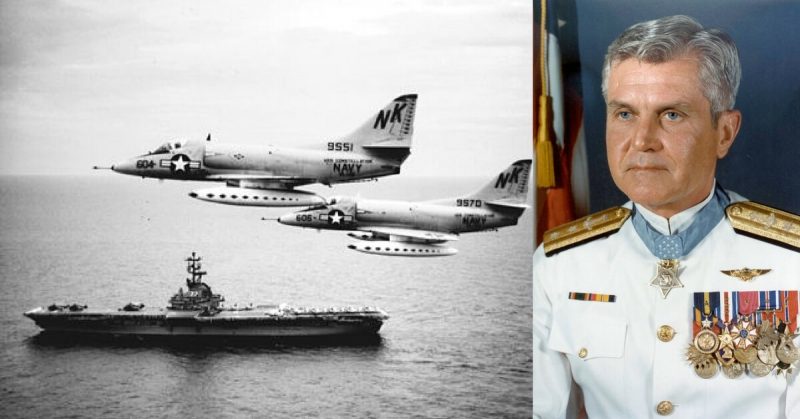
[720, 268, 771, 282]
[651, 259, 683, 298]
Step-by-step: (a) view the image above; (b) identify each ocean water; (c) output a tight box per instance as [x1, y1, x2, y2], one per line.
[0, 175, 532, 418]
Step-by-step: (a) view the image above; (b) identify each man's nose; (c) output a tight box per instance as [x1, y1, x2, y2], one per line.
[631, 117, 663, 152]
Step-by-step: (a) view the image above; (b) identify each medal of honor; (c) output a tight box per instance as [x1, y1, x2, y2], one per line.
[651, 259, 682, 298]
[632, 187, 730, 300]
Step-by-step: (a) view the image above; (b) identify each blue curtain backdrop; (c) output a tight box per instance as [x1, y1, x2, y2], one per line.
[554, 0, 800, 213]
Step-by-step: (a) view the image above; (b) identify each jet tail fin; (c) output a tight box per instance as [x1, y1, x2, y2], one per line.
[341, 94, 417, 163]
[466, 160, 531, 207]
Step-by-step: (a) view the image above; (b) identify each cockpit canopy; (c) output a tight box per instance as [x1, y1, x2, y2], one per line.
[146, 140, 185, 156]
[301, 195, 356, 212]
[327, 195, 357, 210]
[328, 196, 355, 206]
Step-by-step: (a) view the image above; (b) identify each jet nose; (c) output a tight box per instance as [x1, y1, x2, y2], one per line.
[277, 213, 298, 226]
[111, 159, 138, 176]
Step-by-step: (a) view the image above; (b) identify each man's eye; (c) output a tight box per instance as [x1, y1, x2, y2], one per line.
[617, 111, 632, 120]
[664, 111, 681, 121]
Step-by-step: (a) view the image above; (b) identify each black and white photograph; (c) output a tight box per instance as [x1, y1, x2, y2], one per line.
[1, 1, 533, 418]
[534, 1, 799, 418]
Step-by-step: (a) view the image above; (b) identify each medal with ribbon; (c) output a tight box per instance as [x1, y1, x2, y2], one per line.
[731, 291, 759, 349]
[779, 290, 799, 332]
[715, 292, 738, 370]
[757, 290, 781, 325]
[632, 185, 730, 299]
[687, 291, 721, 378]
[692, 292, 721, 353]
[774, 290, 799, 375]
[689, 289, 800, 379]
[718, 291, 733, 329]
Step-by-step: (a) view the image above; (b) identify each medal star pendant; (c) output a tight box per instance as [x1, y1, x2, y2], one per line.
[651, 259, 683, 299]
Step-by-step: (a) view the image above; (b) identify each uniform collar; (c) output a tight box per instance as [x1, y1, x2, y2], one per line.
[634, 181, 717, 236]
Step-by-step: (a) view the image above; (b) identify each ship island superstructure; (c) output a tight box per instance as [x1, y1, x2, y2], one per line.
[24, 253, 388, 338]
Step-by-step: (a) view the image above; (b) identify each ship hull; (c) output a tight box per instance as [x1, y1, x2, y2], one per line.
[25, 308, 386, 338]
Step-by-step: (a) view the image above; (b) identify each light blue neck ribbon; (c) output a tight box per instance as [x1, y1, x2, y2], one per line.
[631, 186, 730, 259]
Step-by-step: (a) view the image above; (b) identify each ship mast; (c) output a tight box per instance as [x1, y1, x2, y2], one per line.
[185, 252, 207, 285]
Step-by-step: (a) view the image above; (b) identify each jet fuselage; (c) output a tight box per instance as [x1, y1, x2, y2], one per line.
[112, 141, 402, 186]
[281, 198, 522, 234]
[103, 94, 417, 208]
[276, 159, 531, 256]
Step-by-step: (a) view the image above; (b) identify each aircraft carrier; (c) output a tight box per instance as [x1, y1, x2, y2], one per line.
[24, 253, 388, 339]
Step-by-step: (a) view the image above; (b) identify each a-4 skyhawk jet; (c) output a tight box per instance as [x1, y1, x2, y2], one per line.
[277, 160, 531, 256]
[101, 94, 417, 207]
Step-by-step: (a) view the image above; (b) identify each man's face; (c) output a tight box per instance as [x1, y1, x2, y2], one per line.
[605, 56, 740, 218]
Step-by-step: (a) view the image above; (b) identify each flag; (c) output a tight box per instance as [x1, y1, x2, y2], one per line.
[534, 0, 589, 245]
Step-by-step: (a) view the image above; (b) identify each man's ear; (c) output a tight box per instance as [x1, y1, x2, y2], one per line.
[716, 109, 741, 159]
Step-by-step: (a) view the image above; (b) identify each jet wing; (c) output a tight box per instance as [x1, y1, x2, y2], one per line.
[356, 227, 459, 243]
[485, 199, 530, 209]
[206, 174, 317, 190]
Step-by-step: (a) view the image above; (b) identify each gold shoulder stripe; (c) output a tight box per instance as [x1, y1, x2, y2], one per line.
[726, 201, 800, 251]
[543, 207, 631, 256]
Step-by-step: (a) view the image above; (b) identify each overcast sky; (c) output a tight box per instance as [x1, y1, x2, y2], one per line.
[0, 0, 532, 177]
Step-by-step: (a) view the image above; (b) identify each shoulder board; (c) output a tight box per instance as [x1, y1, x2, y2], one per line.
[543, 207, 631, 256]
[726, 201, 800, 251]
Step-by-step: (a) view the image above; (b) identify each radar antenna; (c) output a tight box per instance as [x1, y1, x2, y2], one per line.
[185, 252, 207, 285]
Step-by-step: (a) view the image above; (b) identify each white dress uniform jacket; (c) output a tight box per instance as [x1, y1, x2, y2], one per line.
[533, 192, 799, 418]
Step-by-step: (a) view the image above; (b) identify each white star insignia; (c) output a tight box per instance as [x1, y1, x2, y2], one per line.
[172, 155, 188, 171]
[329, 212, 343, 224]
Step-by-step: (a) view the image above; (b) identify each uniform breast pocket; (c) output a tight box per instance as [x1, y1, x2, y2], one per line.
[546, 302, 627, 360]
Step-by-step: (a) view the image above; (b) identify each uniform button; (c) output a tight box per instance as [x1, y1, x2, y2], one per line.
[657, 325, 676, 342]
[578, 348, 588, 358]
[656, 400, 674, 416]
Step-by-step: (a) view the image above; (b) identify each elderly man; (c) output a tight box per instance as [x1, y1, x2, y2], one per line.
[533, 15, 799, 418]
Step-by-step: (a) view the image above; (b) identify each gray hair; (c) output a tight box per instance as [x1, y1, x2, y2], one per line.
[602, 15, 740, 121]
